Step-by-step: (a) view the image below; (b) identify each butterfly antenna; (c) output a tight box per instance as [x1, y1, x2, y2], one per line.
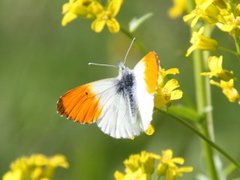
[88, 62, 117, 68]
[123, 37, 136, 64]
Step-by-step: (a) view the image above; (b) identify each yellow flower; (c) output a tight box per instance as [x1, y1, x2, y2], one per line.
[210, 79, 240, 102]
[114, 150, 193, 180]
[91, 0, 123, 33]
[61, 0, 102, 26]
[158, 68, 180, 86]
[155, 68, 183, 109]
[155, 79, 183, 108]
[145, 123, 155, 136]
[186, 27, 218, 56]
[183, 0, 219, 27]
[49, 154, 69, 168]
[124, 151, 160, 174]
[201, 56, 234, 81]
[114, 169, 147, 180]
[3, 154, 69, 180]
[168, 0, 187, 18]
[157, 149, 193, 179]
[114, 151, 160, 179]
[216, 9, 240, 36]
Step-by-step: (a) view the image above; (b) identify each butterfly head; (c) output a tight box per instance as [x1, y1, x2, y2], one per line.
[118, 62, 131, 78]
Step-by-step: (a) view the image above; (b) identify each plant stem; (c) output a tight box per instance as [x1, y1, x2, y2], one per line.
[234, 35, 240, 54]
[159, 109, 240, 171]
[192, 25, 218, 179]
[120, 27, 148, 54]
[218, 46, 240, 57]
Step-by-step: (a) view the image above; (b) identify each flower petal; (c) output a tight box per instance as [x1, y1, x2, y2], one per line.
[91, 18, 106, 32]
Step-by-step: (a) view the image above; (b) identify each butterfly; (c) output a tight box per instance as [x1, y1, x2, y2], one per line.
[57, 51, 160, 139]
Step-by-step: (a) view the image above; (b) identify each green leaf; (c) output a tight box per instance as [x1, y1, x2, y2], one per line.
[167, 105, 201, 122]
[129, 12, 153, 33]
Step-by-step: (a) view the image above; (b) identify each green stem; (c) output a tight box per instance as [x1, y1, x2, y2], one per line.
[159, 109, 240, 171]
[218, 46, 240, 57]
[234, 34, 240, 58]
[120, 27, 148, 54]
[234, 35, 240, 54]
[192, 25, 219, 179]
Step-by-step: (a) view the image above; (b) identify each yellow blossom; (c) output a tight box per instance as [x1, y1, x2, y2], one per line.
[216, 9, 240, 36]
[155, 67, 183, 109]
[158, 68, 180, 86]
[155, 68, 182, 108]
[3, 154, 69, 180]
[124, 151, 160, 174]
[183, 0, 219, 27]
[186, 27, 218, 56]
[91, 0, 123, 33]
[201, 56, 234, 81]
[145, 123, 155, 136]
[210, 79, 240, 102]
[168, 0, 187, 18]
[155, 79, 183, 108]
[114, 150, 193, 180]
[157, 149, 193, 179]
[61, 0, 102, 26]
[114, 151, 160, 180]
[114, 169, 147, 180]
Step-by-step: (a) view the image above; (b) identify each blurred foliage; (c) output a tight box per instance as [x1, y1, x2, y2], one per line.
[0, 0, 240, 179]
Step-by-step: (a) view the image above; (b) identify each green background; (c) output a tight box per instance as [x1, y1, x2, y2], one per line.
[0, 0, 240, 179]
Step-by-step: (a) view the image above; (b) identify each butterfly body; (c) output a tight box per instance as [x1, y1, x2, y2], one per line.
[57, 51, 159, 139]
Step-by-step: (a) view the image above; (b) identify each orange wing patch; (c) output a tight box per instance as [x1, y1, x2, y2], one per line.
[57, 83, 102, 124]
[143, 51, 160, 93]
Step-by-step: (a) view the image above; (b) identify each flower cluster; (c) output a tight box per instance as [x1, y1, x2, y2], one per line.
[184, 0, 240, 36]
[183, 0, 240, 54]
[61, 0, 123, 33]
[154, 68, 183, 109]
[180, 0, 240, 103]
[202, 56, 240, 102]
[3, 154, 69, 180]
[114, 149, 193, 180]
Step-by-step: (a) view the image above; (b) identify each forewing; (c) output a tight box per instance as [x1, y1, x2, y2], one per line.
[133, 51, 160, 130]
[57, 78, 116, 124]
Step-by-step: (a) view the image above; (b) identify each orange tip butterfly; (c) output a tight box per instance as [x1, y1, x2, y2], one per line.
[57, 47, 160, 139]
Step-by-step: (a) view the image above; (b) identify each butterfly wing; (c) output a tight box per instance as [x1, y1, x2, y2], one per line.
[57, 78, 142, 138]
[133, 51, 160, 130]
[57, 79, 115, 124]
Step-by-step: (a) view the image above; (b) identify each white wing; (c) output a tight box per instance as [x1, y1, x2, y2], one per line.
[133, 51, 159, 130]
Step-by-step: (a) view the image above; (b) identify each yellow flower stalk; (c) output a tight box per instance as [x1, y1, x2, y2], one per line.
[210, 79, 240, 102]
[186, 27, 218, 56]
[3, 154, 69, 180]
[168, 0, 187, 18]
[155, 68, 183, 109]
[91, 0, 123, 33]
[201, 56, 234, 81]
